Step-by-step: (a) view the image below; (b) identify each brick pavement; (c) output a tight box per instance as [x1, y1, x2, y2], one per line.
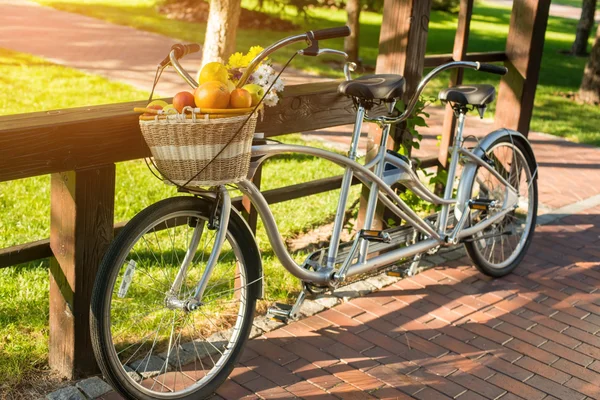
[94, 205, 600, 400]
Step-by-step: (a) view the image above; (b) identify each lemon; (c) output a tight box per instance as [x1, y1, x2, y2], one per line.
[147, 99, 169, 108]
[198, 62, 229, 85]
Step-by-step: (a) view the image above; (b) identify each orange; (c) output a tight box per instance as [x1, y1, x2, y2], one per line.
[194, 81, 230, 109]
[229, 88, 252, 108]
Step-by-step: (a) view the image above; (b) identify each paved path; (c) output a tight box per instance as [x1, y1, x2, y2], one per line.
[488, 0, 600, 22]
[0, 0, 327, 97]
[91, 204, 600, 400]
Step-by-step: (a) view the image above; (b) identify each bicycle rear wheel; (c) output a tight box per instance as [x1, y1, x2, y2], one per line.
[91, 196, 260, 399]
[464, 137, 538, 277]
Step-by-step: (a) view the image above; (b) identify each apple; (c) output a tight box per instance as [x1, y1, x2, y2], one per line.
[242, 84, 265, 106]
[230, 88, 252, 108]
[143, 104, 164, 116]
[173, 91, 196, 113]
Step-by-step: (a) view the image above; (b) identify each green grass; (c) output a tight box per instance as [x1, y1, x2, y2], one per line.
[552, 0, 583, 7]
[0, 48, 358, 393]
[34, 0, 600, 146]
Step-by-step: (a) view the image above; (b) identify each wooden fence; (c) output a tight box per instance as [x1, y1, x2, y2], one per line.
[0, 0, 550, 379]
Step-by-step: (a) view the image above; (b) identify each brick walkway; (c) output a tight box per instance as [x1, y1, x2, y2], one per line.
[95, 205, 600, 400]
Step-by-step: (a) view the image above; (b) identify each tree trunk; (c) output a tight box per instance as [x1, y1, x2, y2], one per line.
[579, 25, 600, 104]
[202, 0, 242, 65]
[571, 0, 597, 56]
[345, 0, 361, 63]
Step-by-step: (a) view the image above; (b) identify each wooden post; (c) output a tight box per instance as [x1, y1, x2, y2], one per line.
[494, 0, 551, 136]
[358, 0, 433, 229]
[439, 0, 474, 168]
[242, 166, 261, 233]
[49, 165, 115, 378]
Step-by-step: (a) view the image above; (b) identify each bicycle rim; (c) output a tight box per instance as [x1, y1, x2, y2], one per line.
[103, 210, 249, 397]
[469, 142, 535, 269]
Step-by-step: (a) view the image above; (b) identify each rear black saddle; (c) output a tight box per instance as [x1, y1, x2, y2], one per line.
[438, 84, 495, 107]
[338, 74, 405, 102]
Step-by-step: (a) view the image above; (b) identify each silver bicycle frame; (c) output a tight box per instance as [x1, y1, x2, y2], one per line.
[230, 106, 520, 286]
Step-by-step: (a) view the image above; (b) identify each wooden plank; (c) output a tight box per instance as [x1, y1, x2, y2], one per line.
[242, 165, 262, 233]
[0, 82, 360, 183]
[0, 238, 53, 268]
[2, 175, 361, 268]
[363, 0, 432, 230]
[49, 165, 115, 378]
[439, 0, 474, 168]
[423, 51, 507, 68]
[494, 0, 551, 135]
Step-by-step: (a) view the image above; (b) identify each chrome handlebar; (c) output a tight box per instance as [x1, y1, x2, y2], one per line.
[169, 50, 199, 89]
[165, 29, 352, 90]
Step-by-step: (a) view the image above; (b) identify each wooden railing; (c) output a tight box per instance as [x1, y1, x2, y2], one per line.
[0, 0, 550, 379]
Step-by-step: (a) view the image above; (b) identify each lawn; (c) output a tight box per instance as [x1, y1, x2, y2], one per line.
[34, 0, 600, 146]
[0, 48, 358, 394]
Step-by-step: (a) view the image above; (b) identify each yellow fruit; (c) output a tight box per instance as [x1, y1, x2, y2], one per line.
[147, 99, 168, 108]
[198, 62, 229, 85]
[163, 104, 176, 112]
[242, 84, 265, 106]
[230, 88, 252, 108]
[194, 81, 230, 109]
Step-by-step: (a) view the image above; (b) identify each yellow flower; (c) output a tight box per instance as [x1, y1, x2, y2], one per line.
[243, 46, 265, 65]
[227, 52, 245, 69]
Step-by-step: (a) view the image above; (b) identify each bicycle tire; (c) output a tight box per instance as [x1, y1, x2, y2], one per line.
[464, 136, 538, 277]
[90, 196, 261, 399]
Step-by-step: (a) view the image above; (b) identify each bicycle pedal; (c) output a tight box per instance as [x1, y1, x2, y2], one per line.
[274, 302, 292, 311]
[468, 198, 496, 211]
[386, 266, 408, 278]
[267, 303, 294, 323]
[270, 314, 289, 323]
[360, 229, 391, 243]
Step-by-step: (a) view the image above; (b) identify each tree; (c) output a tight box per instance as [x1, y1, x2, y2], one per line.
[202, 0, 242, 65]
[571, 0, 597, 56]
[579, 25, 600, 104]
[345, 0, 361, 63]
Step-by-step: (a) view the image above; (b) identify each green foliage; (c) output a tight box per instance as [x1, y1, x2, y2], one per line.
[431, 0, 460, 13]
[393, 96, 444, 217]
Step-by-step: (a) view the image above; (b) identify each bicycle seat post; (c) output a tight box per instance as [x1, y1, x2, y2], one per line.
[326, 105, 366, 270]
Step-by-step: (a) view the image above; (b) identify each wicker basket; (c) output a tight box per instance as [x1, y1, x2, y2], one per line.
[140, 113, 258, 187]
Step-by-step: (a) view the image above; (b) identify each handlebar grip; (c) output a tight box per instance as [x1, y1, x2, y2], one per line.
[171, 43, 201, 59]
[477, 63, 508, 75]
[309, 26, 351, 40]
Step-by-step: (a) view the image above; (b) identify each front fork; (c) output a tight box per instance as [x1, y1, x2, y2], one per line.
[166, 186, 231, 311]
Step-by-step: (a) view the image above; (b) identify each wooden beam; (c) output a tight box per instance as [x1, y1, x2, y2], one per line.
[361, 0, 433, 230]
[439, 0, 474, 168]
[423, 51, 507, 68]
[494, 0, 551, 135]
[1, 175, 362, 268]
[0, 82, 360, 183]
[49, 165, 115, 378]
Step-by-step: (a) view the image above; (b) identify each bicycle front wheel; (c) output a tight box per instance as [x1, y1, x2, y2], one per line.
[91, 196, 260, 400]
